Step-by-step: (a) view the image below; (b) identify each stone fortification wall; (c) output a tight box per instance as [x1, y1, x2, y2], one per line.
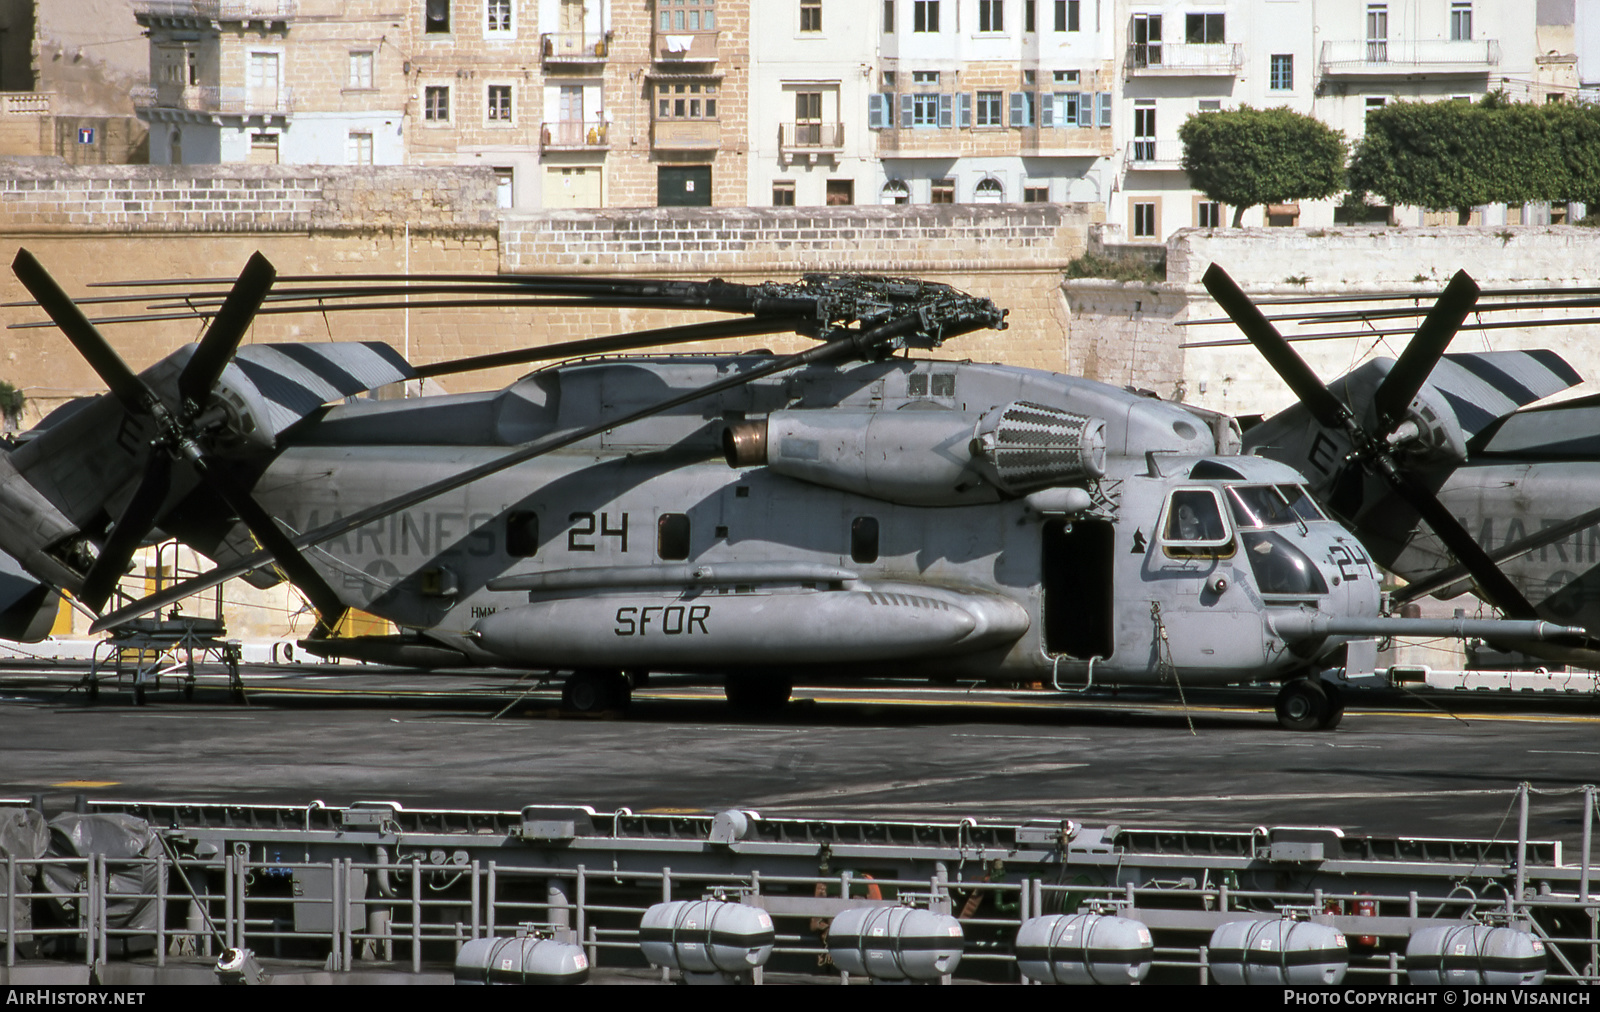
[0, 163, 499, 233]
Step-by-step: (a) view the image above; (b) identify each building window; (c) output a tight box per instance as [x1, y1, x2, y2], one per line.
[1269, 54, 1292, 90]
[248, 132, 279, 165]
[1366, 5, 1388, 62]
[882, 179, 909, 204]
[1185, 12, 1224, 43]
[1024, 184, 1049, 202]
[659, 0, 716, 32]
[794, 91, 822, 141]
[979, 0, 1003, 32]
[827, 179, 854, 205]
[1132, 201, 1156, 238]
[1025, 0, 1035, 32]
[1133, 103, 1155, 159]
[348, 51, 374, 89]
[487, 84, 512, 121]
[1450, 2, 1471, 41]
[247, 51, 280, 94]
[1365, 96, 1387, 110]
[975, 90, 1002, 126]
[657, 81, 718, 119]
[1197, 200, 1221, 227]
[912, 70, 940, 85]
[425, 85, 450, 122]
[495, 167, 513, 208]
[1198, 98, 1221, 112]
[1055, 0, 1078, 31]
[425, 0, 450, 33]
[1132, 13, 1162, 66]
[486, 0, 511, 33]
[931, 178, 955, 203]
[801, 0, 822, 31]
[347, 131, 373, 164]
[884, 0, 894, 31]
[913, 0, 940, 32]
[910, 92, 943, 126]
[974, 177, 1003, 202]
[773, 180, 796, 205]
[1053, 69, 1079, 85]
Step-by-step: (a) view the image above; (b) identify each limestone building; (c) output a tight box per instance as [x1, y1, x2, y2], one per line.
[121, 0, 1572, 234]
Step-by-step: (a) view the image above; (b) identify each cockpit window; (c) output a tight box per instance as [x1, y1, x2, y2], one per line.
[1227, 484, 1325, 528]
[1277, 484, 1325, 522]
[1162, 488, 1230, 548]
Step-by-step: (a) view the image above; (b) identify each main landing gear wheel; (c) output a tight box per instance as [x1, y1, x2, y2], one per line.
[1275, 678, 1342, 731]
[724, 673, 793, 714]
[562, 669, 630, 713]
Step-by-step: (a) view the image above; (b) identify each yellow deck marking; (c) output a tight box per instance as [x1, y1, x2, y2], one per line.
[52, 780, 119, 788]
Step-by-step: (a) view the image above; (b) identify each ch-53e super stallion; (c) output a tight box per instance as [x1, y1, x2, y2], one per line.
[1197, 264, 1600, 671]
[0, 251, 1578, 730]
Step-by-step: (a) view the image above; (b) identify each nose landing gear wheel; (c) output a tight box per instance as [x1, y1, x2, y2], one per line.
[1275, 678, 1331, 731]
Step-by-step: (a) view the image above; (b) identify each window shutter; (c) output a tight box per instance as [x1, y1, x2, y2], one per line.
[900, 92, 914, 128]
[1009, 91, 1024, 126]
[959, 92, 973, 128]
[938, 93, 953, 128]
[1040, 93, 1054, 127]
[868, 93, 883, 129]
[1097, 92, 1111, 127]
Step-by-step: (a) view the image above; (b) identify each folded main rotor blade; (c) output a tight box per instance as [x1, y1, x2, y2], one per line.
[413, 316, 809, 379]
[78, 453, 173, 613]
[1382, 467, 1538, 619]
[89, 321, 949, 635]
[12, 248, 155, 414]
[1372, 270, 1478, 437]
[1201, 263, 1350, 430]
[179, 252, 276, 414]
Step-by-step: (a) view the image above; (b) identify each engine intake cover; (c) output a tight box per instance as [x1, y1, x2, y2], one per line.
[973, 401, 1107, 493]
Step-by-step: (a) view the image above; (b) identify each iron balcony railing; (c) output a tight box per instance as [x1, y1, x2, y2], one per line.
[779, 121, 844, 151]
[1125, 41, 1244, 75]
[132, 0, 297, 22]
[1320, 38, 1501, 73]
[1126, 138, 1183, 167]
[540, 31, 611, 62]
[132, 85, 295, 117]
[540, 119, 610, 150]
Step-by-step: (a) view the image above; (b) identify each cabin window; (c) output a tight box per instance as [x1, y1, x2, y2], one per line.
[658, 513, 691, 561]
[507, 511, 539, 556]
[851, 516, 880, 563]
[1160, 488, 1233, 555]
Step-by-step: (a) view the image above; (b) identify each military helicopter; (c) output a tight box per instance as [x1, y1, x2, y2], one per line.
[0, 251, 1578, 730]
[1196, 263, 1600, 668]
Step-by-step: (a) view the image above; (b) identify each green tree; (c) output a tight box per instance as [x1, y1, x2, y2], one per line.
[1349, 94, 1572, 224]
[1178, 106, 1347, 227]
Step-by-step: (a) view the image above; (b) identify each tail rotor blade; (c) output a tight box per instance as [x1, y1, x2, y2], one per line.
[1202, 264, 1351, 429]
[1373, 270, 1479, 437]
[179, 252, 276, 413]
